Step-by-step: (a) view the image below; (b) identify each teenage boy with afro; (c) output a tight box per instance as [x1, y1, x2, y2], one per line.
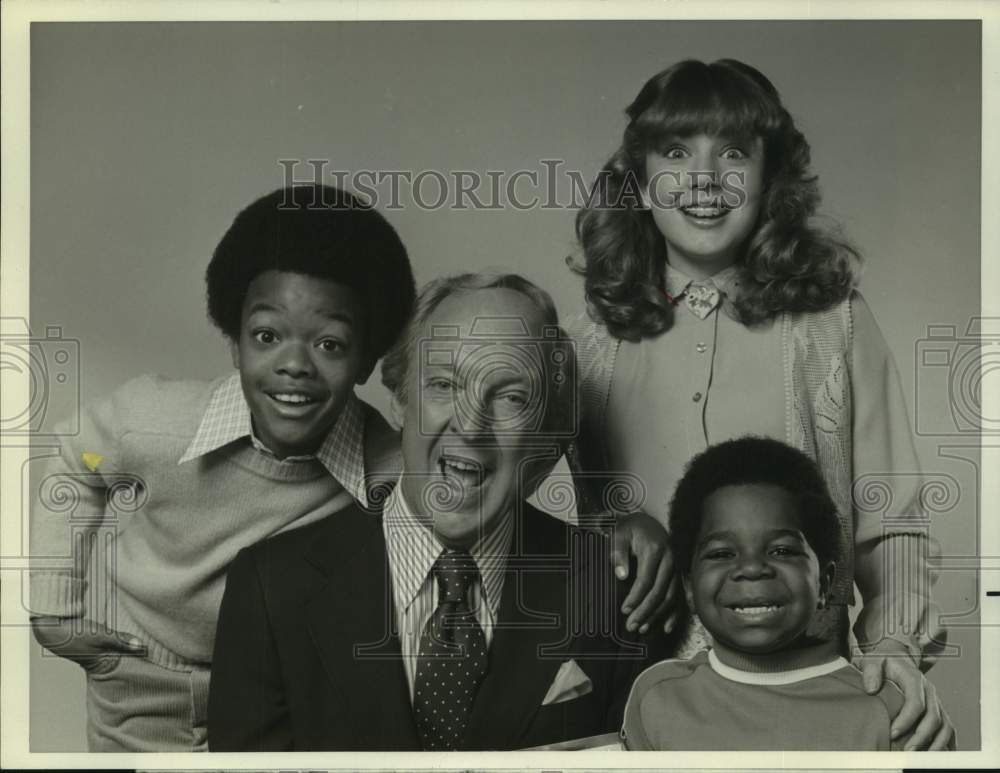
[29, 185, 414, 751]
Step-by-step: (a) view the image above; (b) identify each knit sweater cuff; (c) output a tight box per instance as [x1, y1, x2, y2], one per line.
[28, 572, 87, 618]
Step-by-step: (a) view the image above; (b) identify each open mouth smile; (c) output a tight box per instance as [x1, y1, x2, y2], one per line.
[437, 453, 488, 488]
[680, 204, 731, 222]
[264, 389, 326, 416]
[729, 604, 782, 615]
[724, 598, 785, 620]
[270, 393, 317, 404]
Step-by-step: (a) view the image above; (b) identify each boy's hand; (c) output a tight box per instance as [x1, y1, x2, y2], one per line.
[854, 640, 955, 750]
[30, 616, 146, 672]
[610, 512, 680, 635]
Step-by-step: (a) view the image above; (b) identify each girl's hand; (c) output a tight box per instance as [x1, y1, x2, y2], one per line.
[610, 512, 681, 635]
[30, 615, 146, 672]
[854, 640, 956, 750]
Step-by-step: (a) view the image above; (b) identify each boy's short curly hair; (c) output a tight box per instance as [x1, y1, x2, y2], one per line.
[669, 436, 842, 576]
[206, 185, 415, 362]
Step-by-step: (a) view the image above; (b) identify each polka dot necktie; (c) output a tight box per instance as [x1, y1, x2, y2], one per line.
[413, 550, 489, 751]
[683, 282, 721, 319]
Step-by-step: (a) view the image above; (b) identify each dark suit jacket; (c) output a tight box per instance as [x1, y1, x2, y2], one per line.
[208, 500, 670, 751]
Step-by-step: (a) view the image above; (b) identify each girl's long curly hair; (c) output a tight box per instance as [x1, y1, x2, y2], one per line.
[571, 59, 859, 341]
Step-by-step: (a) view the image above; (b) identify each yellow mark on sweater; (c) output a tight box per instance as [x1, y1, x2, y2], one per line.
[82, 452, 104, 472]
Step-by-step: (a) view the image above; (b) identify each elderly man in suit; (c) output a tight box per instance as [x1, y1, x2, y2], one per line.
[207, 273, 667, 751]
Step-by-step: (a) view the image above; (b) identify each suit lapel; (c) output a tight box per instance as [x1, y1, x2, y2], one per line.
[461, 508, 578, 750]
[303, 511, 419, 749]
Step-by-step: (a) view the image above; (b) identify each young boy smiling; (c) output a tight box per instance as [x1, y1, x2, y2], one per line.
[28, 185, 415, 752]
[622, 437, 935, 751]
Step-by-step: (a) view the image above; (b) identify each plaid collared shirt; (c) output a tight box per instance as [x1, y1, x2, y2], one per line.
[178, 374, 369, 506]
[382, 478, 513, 701]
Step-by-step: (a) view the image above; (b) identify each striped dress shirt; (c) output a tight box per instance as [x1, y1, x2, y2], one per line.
[382, 480, 513, 701]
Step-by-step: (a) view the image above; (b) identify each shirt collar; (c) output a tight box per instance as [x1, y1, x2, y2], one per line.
[178, 373, 369, 506]
[707, 649, 849, 685]
[382, 478, 512, 619]
[663, 262, 743, 310]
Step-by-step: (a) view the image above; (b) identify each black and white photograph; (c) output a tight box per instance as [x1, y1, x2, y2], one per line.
[1, 1, 996, 768]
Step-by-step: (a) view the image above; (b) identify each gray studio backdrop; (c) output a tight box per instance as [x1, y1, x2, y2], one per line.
[28, 21, 981, 750]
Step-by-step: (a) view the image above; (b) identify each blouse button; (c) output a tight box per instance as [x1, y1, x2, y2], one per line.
[693, 392, 702, 402]
[696, 342, 708, 353]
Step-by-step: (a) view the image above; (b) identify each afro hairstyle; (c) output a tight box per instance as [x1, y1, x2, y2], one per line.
[206, 185, 415, 364]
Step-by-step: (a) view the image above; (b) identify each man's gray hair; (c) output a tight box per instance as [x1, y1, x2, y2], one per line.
[380, 272, 574, 436]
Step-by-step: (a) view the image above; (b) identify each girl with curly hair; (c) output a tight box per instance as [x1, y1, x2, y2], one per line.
[570, 59, 953, 750]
